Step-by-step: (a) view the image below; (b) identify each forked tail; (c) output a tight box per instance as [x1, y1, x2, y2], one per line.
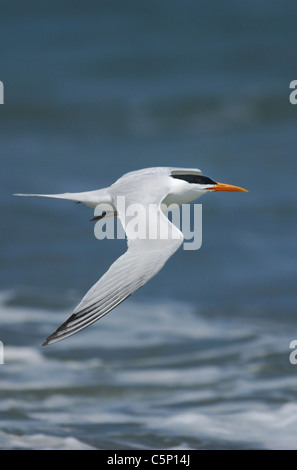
[14, 188, 111, 208]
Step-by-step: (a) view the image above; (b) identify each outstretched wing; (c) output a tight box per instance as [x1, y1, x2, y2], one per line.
[43, 203, 183, 345]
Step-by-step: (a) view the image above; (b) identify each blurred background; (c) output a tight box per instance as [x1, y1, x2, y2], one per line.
[0, 0, 297, 449]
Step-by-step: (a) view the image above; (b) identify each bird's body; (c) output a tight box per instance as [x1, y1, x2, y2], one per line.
[15, 167, 247, 345]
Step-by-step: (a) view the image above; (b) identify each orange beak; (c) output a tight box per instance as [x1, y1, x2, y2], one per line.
[208, 182, 248, 193]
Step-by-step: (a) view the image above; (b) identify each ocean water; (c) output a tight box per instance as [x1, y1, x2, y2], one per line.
[1, 1, 297, 450]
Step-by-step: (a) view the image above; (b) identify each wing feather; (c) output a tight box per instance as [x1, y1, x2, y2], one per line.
[43, 208, 183, 345]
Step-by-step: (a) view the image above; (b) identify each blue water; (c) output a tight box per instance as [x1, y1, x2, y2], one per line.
[1, 1, 297, 449]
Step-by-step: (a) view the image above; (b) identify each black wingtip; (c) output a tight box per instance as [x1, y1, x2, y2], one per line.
[89, 211, 107, 222]
[42, 333, 55, 345]
[42, 331, 59, 346]
[42, 328, 63, 346]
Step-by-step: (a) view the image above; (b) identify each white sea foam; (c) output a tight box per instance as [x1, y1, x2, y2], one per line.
[0, 432, 95, 450]
[4, 347, 44, 364]
[0, 290, 296, 450]
[147, 403, 297, 450]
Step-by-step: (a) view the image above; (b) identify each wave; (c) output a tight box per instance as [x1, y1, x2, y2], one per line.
[0, 290, 296, 449]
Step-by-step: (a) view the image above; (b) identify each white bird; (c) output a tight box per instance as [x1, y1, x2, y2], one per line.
[15, 167, 247, 345]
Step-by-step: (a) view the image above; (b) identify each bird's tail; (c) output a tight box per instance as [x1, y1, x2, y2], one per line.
[14, 189, 110, 208]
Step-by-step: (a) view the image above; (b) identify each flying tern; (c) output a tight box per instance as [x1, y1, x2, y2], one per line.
[15, 167, 247, 345]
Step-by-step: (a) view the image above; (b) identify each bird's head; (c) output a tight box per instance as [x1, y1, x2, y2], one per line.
[171, 173, 248, 197]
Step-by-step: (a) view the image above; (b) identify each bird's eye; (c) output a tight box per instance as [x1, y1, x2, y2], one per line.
[171, 174, 216, 185]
